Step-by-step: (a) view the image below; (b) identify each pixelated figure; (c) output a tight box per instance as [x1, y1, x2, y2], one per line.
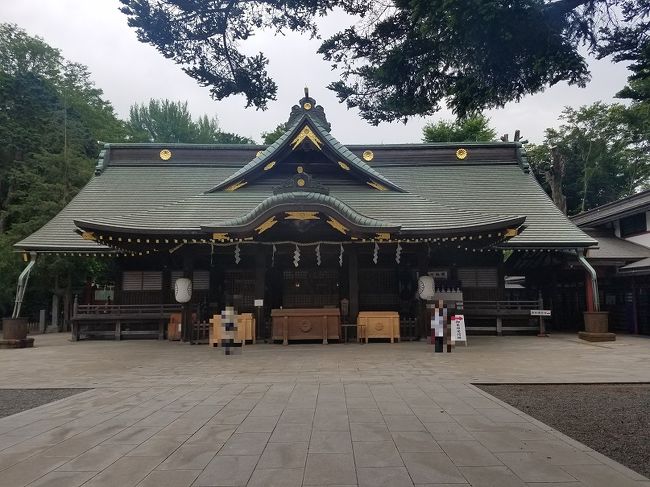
[432, 301, 447, 353]
[220, 306, 242, 356]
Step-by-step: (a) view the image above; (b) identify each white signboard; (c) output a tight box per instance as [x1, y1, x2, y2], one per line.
[451, 315, 467, 346]
[530, 309, 551, 317]
[254, 299, 264, 307]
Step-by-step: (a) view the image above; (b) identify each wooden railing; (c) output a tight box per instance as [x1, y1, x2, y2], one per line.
[462, 299, 542, 334]
[73, 303, 182, 320]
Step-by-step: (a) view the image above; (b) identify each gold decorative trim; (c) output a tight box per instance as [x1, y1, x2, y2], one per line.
[504, 228, 518, 237]
[255, 216, 278, 234]
[367, 181, 388, 191]
[285, 211, 319, 221]
[291, 126, 323, 151]
[256, 150, 263, 157]
[326, 217, 348, 235]
[264, 160, 276, 171]
[338, 161, 350, 171]
[362, 150, 374, 161]
[375, 232, 391, 241]
[297, 178, 306, 187]
[456, 148, 468, 160]
[159, 149, 172, 161]
[225, 180, 247, 192]
[81, 231, 96, 241]
[212, 233, 229, 241]
[303, 102, 312, 110]
[296, 165, 304, 173]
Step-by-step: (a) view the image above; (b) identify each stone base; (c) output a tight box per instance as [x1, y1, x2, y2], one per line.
[0, 338, 35, 349]
[578, 331, 616, 342]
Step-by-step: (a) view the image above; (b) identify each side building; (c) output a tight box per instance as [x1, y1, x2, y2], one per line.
[571, 190, 650, 335]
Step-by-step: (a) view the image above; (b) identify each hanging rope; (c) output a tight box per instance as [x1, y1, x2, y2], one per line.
[395, 243, 402, 264]
[271, 244, 276, 267]
[373, 242, 379, 264]
[316, 243, 321, 266]
[339, 243, 344, 267]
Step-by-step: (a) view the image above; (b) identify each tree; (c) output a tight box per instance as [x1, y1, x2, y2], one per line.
[261, 123, 288, 145]
[0, 24, 126, 319]
[126, 99, 255, 143]
[119, 0, 649, 123]
[527, 102, 650, 215]
[422, 115, 496, 143]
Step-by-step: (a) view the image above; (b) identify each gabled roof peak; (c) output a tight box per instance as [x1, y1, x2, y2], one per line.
[287, 88, 331, 132]
[207, 110, 404, 193]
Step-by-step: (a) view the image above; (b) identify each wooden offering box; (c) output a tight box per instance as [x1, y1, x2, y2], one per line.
[209, 312, 256, 347]
[271, 308, 341, 345]
[357, 311, 400, 343]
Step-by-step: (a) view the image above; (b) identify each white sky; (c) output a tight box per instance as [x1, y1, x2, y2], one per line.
[1, 0, 632, 144]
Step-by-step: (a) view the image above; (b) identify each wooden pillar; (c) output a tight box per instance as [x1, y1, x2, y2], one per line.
[254, 250, 266, 340]
[417, 248, 428, 340]
[585, 271, 595, 312]
[181, 253, 194, 342]
[632, 278, 639, 335]
[348, 246, 359, 323]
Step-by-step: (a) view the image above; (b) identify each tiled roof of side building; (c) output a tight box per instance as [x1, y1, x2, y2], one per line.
[571, 189, 650, 227]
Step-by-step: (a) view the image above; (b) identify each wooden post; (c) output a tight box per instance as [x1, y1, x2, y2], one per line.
[631, 278, 639, 335]
[181, 253, 194, 342]
[254, 251, 266, 341]
[348, 247, 359, 323]
[322, 314, 328, 344]
[417, 248, 428, 340]
[158, 319, 165, 340]
[537, 291, 547, 337]
[283, 316, 288, 346]
[115, 321, 121, 341]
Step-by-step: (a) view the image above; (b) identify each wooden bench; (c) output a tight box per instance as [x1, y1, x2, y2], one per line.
[72, 304, 182, 341]
[463, 300, 539, 335]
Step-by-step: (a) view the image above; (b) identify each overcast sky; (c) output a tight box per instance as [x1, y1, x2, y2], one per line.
[2, 0, 632, 144]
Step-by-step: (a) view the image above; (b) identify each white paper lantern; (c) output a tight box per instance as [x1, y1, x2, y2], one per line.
[417, 275, 435, 300]
[174, 278, 192, 303]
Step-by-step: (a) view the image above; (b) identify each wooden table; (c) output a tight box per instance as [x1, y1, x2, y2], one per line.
[209, 313, 256, 347]
[357, 311, 400, 343]
[271, 308, 341, 345]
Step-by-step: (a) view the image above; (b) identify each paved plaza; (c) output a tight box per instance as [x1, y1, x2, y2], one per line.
[0, 333, 648, 486]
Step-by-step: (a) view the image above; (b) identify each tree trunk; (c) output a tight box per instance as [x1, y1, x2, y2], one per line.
[545, 146, 567, 215]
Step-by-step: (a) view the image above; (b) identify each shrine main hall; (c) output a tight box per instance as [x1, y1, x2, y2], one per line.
[15, 92, 596, 342]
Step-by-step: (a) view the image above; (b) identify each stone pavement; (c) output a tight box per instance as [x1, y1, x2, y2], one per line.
[0, 333, 648, 486]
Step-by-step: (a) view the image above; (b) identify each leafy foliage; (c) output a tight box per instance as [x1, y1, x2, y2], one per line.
[261, 123, 288, 144]
[120, 0, 649, 123]
[127, 99, 255, 143]
[0, 24, 126, 318]
[527, 102, 650, 215]
[422, 114, 496, 142]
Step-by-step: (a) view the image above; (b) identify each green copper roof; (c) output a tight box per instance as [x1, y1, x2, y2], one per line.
[208, 113, 404, 193]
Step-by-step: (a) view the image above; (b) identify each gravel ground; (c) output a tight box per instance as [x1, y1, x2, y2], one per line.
[477, 383, 650, 479]
[0, 389, 90, 419]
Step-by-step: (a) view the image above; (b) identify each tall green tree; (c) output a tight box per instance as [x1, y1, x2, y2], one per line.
[0, 23, 126, 318]
[261, 123, 288, 145]
[126, 99, 255, 143]
[119, 0, 649, 123]
[528, 102, 650, 215]
[422, 115, 496, 142]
